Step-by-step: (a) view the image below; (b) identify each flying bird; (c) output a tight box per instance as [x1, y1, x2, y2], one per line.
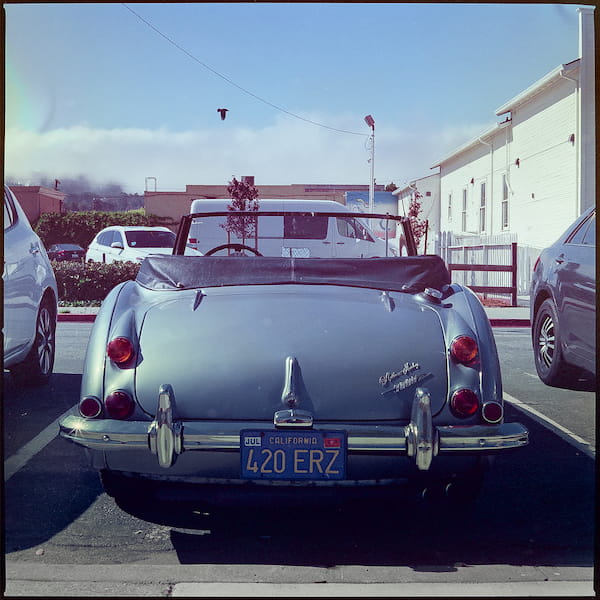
[217, 108, 229, 121]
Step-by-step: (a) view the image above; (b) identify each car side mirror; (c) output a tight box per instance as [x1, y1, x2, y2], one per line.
[111, 241, 124, 250]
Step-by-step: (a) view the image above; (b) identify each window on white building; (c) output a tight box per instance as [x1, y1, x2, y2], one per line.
[479, 182, 486, 233]
[461, 189, 467, 232]
[501, 174, 509, 230]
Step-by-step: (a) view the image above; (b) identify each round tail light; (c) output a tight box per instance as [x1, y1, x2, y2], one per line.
[79, 396, 102, 418]
[105, 390, 135, 419]
[450, 335, 479, 367]
[450, 389, 479, 418]
[482, 401, 503, 424]
[107, 337, 134, 365]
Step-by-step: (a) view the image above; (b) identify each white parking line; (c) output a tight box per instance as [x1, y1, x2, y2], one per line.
[504, 392, 595, 459]
[4, 405, 78, 482]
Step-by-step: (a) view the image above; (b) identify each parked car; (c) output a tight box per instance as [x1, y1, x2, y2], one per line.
[530, 206, 596, 387]
[3, 185, 58, 385]
[47, 243, 86, 262]
[188, 199, 398, 257]
[59, 209, 528, 509]
[86, 226, 200, 264]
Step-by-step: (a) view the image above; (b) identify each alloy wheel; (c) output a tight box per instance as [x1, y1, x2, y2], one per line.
[537, 314, 555, 370]
[36, 306, 55, 376]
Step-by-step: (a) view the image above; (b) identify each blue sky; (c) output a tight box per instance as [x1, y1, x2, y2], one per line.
[5, 3, 583, 193]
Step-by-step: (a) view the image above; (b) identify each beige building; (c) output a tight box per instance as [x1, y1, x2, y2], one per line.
[9, 186, 66, 223]
[144, 182, 383, 227]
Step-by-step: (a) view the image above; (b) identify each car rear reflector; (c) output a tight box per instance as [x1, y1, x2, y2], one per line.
[105, 390, 135, 419]
[450, 389, 479, 418]
[79, 396, 102, 419]
[107, 337, 134, 365]
[482, 401, 503, 424]
[450, 335, 479, 367]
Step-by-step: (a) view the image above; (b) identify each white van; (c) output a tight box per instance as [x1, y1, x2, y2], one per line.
[188, 199, 395, 258]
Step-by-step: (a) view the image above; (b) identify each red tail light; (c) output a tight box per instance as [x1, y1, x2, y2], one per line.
[107, 337, 134, 365]
[450, 389, 479, 418]
[450, 335, 479, 367]
[105, 390, 135, 419]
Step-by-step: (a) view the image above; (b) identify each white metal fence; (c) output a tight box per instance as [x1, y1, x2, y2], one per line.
[439, 231, 542, 300]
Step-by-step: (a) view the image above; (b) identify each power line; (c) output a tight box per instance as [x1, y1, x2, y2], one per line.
[122, 3, 367, 137]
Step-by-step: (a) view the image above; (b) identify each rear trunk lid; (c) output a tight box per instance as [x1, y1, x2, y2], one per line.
[134, 285, 448, 421]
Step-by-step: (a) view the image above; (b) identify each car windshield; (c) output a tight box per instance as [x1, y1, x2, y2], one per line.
[125, 230, 176, 248]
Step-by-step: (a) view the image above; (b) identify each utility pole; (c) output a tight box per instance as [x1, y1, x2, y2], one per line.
[364, 115, 375, 214]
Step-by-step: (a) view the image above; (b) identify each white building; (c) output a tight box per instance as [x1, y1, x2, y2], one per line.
[392, 173, 440, 254]
[430, 6, 594, 292]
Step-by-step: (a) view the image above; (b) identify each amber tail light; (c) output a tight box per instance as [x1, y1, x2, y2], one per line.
[450, 335, 479, 367]
[107, 337, 135, 365]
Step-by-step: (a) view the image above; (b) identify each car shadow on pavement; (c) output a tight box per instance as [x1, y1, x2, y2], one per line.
[121, 408, 595, 569]
[4, 438, 104, 553]
[551, 373, 596, 393]
[4, 372, 104, 553]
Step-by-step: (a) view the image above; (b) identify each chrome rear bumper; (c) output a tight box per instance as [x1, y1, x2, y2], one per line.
[59, 386, 528, 472]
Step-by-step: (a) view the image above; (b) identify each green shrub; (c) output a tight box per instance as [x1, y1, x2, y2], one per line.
[53, 261, 141, 303]
[35, 210, 176, 249]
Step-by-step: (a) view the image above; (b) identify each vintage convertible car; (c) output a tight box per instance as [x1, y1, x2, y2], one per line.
[59, 209, 528, 507]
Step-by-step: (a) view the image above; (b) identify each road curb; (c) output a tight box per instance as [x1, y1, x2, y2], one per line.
[57, 314, 97, 322]
[489, 318, 530, 327]
[57, 314, 531, 327]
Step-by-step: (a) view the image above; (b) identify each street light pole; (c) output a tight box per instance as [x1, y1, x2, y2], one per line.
[364, 115, 375, 214]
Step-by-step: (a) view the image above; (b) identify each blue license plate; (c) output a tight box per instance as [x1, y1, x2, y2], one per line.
[240, 430, 346, 480]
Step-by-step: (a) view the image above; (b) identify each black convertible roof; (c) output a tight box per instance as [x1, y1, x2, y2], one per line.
[136, 255, 451, 294]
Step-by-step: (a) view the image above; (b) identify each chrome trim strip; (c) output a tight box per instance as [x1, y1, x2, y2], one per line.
[59, 415, 528, 454]
[273, 408, 314, 428]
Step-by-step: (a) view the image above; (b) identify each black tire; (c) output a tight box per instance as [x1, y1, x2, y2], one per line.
[10, 298, 56, 386]
[532, 299, 581, 387]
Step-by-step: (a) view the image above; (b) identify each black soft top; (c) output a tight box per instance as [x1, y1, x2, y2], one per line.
[136, 255, 450, 293]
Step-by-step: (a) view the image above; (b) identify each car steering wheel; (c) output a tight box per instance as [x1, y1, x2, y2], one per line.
[204, 243, 263, 257]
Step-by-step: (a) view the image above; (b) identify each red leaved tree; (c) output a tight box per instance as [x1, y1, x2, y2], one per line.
[223, 177, 260, 246]
[408, 191, 427, 249]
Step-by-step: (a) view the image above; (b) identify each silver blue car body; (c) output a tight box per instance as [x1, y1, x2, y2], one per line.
[59, 210, 528, 505]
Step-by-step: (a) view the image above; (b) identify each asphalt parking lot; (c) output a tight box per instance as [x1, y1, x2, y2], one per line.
[3, 323, 596, 596]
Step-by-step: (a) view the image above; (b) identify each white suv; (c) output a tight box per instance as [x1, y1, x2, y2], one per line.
[3, 185, 58, 385]
[86, 226, 199, 263]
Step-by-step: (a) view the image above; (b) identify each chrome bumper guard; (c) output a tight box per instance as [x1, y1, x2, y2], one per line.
[59, 386, 528, 471]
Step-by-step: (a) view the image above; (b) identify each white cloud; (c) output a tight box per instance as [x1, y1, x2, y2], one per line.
[5, 116, 492, 194]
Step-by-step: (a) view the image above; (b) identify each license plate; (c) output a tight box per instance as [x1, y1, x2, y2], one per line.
[71, 253, 79, 258]
[281, 247, 310, 258]
[240, 430, 346, 480]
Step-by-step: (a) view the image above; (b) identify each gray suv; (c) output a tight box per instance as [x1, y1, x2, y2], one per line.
[530, 206, 595, 388]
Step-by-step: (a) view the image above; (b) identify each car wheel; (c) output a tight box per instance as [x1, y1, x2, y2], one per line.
[10, 298, 56, 386]
[533, 299, 581, 387]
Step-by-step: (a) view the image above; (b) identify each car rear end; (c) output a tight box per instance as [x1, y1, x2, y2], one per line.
[60, 255, 527, 505]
